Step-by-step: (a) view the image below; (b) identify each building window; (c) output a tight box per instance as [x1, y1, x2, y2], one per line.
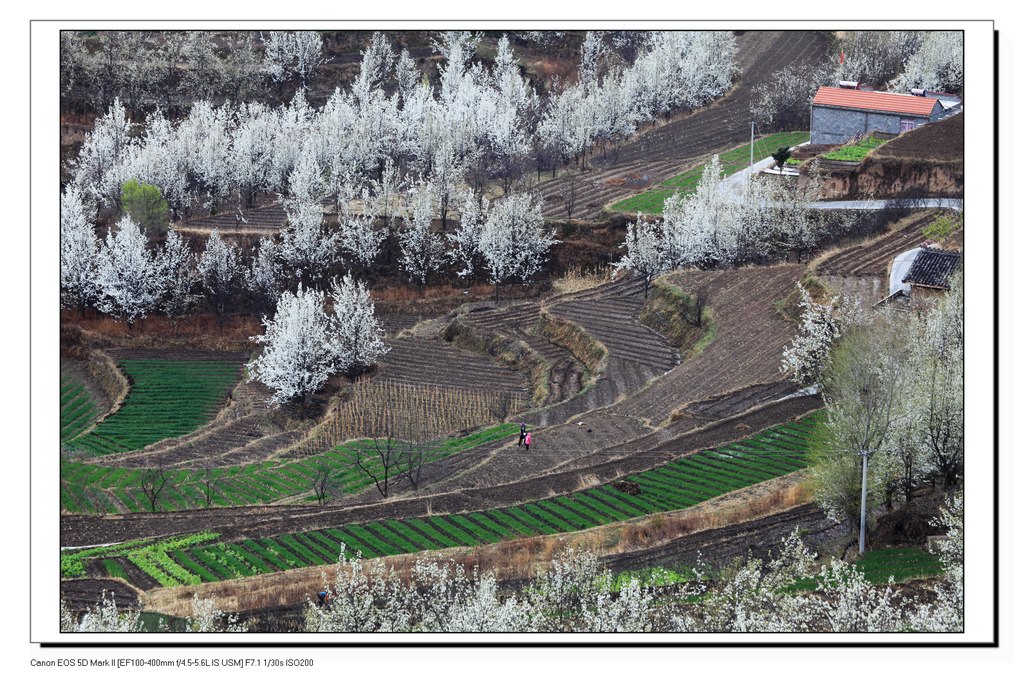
[900, 119, 917, 133]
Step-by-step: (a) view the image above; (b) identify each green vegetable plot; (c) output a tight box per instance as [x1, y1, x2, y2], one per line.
[821, 135, 888, 162]
[60, 373, 103, 442]
[82, 413, 825, 586]
[65, 359, 241, 455]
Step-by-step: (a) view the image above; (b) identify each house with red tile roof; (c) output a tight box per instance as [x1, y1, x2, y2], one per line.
[810, 86, 960, 145]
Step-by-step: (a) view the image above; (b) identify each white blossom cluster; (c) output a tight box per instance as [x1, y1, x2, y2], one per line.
[68, 31, 736, 220]
[781, 283, 863, 387]
[614, 156, 849, 279]
[245, 274, 388, 405]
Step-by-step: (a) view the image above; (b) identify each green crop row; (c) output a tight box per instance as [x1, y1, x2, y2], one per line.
[60, 374, 103, 442]
[60, 424, 519, 515]
[65, 359, 241, 456]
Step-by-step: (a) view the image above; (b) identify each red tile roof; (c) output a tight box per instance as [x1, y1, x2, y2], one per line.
[812, 86, 939, 117]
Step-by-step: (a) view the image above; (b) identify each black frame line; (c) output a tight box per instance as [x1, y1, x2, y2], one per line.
[38, 20, 996, 647]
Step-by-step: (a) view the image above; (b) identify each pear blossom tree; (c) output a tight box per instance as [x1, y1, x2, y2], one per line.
[196, 229, 242, 330]
[478, 192, 557, 301]
[247, 275, 386, 409]
[72, 98, 134, 211]
[246, 236, 282, 316]
[328, 273, 389, 374]
[889, 31, 963, 93]
[247, 285, 337, 410]
[399, 182, 444, 287]
[339, 187, 387, 271]
[159, 230, 199, 320]
[94, 216, 168, 330]
[279, 202, 337, 288]
[911, 270, 964, 488]
[449, 189, 487, 279]
[613, 213, 665, 298]
[60, 186, 99, 318]
[781, 283, 862, 387]
[262, 31, 324, 88]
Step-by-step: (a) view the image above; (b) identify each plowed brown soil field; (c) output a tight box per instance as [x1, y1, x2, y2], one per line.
[538, 30, 831, 219]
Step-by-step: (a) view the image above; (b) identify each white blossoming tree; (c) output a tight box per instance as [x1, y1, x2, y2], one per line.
[248, 275, 386, 410]
[159, 229, 199, 320]
[60, 186, 99, 318]
[94, 216, 167, 330]
[399, 183, 444, 287]
[328, 273, 388, 374]
[339, 187, 387, 271]
[781, 283, 861, 387]
[245, 236, 282, 317]
[448, 189, 487, 279]
[247, 286, 338, 411]
[613, 213, 665, 298]
[478, 192, 557, 301]
[890, 31, 964, 93]
[196, 229, 242, 330]
[279, 201, 337, 288]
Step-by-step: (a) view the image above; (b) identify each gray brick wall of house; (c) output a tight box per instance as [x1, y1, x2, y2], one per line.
[810, 105, 931, 144]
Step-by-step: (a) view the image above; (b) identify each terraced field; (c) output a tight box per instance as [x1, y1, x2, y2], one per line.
[464, 302, 588, 405]
[538, 30, 830, 219]
[618, 265, 803, 426]
[64, 413, 822, 587]
[380, 336, 530, 397]
[60, 372, 103, 442]
[65, 356, 244, 456]
[175, 202, 289, 237]
[815, 211, 939, 277]
[60, 424, 519, 514]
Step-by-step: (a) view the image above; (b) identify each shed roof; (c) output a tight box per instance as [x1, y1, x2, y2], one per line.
[903, 248, 961, 289]
[812, 86, 940, 117]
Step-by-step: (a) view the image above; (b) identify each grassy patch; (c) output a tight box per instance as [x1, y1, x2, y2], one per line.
[611, 131, 810, 215]
[786, 546, 944, 591]
[773, 275, 830, 324]
[922, 213, 962, 243]
[640, 280, 716, 361]
[534, 313, 608, 375]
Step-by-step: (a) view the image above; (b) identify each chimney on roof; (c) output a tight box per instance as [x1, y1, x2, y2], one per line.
[839, 80, 859, 89]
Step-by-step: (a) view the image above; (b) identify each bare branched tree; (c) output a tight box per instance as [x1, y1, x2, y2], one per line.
[140, 461, 170, 513]
[313, 462, 333, 506]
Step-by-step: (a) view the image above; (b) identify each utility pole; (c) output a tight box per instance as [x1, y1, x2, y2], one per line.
[859, 448, 870, 554]
[747, 121, 755, 196]
[750, 121, 755, 171]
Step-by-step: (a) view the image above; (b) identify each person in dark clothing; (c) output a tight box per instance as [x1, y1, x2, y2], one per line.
[317, 591, 331, 609]
[518, 422, 528, 447]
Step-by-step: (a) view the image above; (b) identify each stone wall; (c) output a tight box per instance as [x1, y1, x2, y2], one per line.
[811, 105, 928, 144]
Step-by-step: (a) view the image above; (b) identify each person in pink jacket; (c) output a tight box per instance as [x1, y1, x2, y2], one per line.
[524, 432, 532, 451]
